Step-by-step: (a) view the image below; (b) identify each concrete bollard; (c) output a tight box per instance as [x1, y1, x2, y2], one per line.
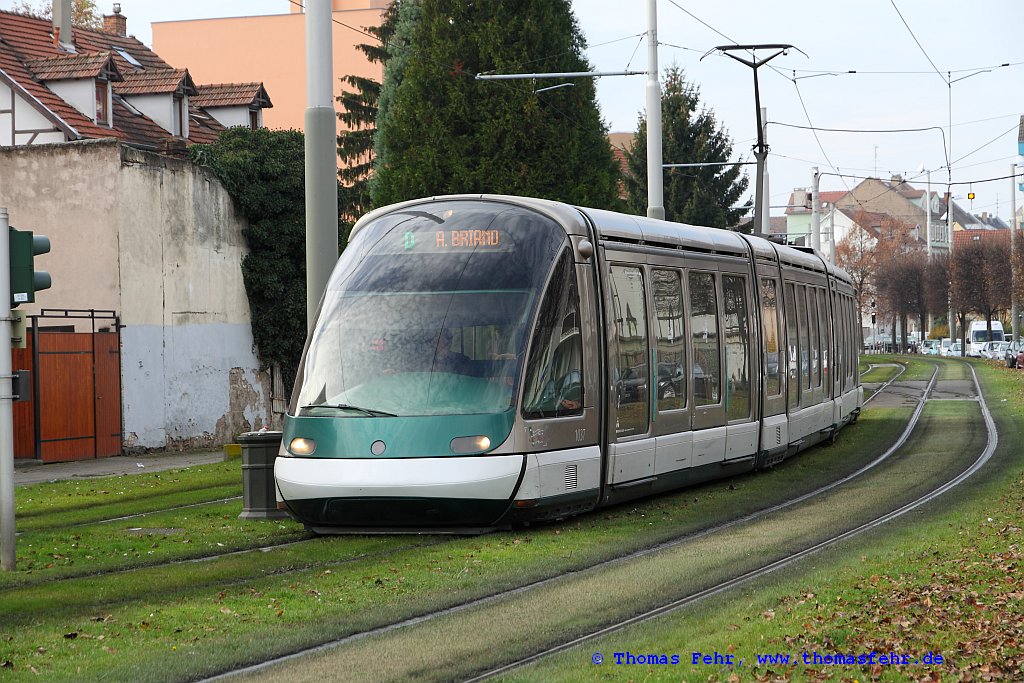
[238, 430, 288, 520]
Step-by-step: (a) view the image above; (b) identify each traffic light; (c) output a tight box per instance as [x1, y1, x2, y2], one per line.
[8, 226, 51, 308]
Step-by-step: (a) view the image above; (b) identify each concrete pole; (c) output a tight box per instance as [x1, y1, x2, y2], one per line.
[926, 171, 932, 259]
[810, 166, 820, 252]
[645, 0, 664, 220]
[1, 208, 16, 571]
[758, 106, 769, 235]
[305, 0, 339, 329]
[1012, 164, 1019, 339]
[828, 207, 836, 264]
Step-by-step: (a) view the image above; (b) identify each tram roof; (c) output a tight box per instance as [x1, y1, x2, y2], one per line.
[350, 194, 850, 285]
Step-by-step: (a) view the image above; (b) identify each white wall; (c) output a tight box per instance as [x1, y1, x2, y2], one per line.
[47, 78, 94, 121]
[0, 140, 274, 452]
[0, 83, 65, 146]
[116, 144, 269, 448]
[205, 106, 251, 129]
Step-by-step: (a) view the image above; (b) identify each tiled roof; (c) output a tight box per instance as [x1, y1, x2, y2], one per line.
[187, 109, 227, 145]
[0, 27, 119, 140]
[24, 51, 121, 81]
[192, 82, 272, 109]
[953, 228, 1010, 251]
[115, 68, 195, 96]
[0, 9, 261, 152]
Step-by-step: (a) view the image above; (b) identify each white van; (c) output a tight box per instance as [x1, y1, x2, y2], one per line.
[967, 320, 1004, 357]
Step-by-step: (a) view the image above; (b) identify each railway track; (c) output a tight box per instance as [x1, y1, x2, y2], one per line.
[205, 361, 1002, 683]
[469, 361, 995, 682]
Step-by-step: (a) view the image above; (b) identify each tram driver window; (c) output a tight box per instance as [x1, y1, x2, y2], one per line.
[522, 250, 583, 419]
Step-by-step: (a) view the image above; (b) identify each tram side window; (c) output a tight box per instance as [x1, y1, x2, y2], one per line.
[796, 285, 811, 394]
[807, 287, 820, 390]
[723, 275, 750, 421]
[760, 278, 782, 397]
[688, 271, 720, 407]
[522, 250, 583, 419]
[609, 265, 649, 437]
[834, 293, 844, 392]
[785, 282, 800, 409]
[847, 297, 857, 385]
[653, 269, 686, 412]
[817, 289, 829, 391]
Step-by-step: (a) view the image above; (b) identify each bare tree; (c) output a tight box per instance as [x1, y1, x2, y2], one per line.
[835, 219, 876, 336]
[871, 215, 921, 351]
[12, 0, 102, 29]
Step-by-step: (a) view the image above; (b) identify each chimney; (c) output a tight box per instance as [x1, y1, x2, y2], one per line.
[103, 3, 127, 37]
[53, 0, 74, 51]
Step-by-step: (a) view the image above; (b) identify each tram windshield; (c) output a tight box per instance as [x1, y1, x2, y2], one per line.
[291, 200, 569, 417]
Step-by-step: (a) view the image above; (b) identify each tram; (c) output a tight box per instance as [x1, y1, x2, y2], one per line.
[274, 195, 862, 532]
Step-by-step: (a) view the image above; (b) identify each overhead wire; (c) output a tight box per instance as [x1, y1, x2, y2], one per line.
[889, 0, 947, 85]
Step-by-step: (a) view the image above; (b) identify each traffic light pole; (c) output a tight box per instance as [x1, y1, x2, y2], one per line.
[1, 208, 16, 571]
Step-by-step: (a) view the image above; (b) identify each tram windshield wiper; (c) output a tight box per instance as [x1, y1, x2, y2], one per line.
[300, 403, 397, 417]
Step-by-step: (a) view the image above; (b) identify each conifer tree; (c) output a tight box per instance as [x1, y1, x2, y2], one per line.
[624, 66, 749, 228]
[337, 2, 399, 231]
[372, 0, 621, 209]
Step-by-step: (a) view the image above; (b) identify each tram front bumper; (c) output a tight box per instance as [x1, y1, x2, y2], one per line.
[275, 454, 525, 527]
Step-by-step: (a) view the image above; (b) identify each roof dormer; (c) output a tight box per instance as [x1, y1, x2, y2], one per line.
[191, 82, 273, 130]
[114, 68, 197, 137]
[25, 51, 122, 127]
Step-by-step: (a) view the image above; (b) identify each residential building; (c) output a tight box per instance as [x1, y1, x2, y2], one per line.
[784, 189, 845, 245]
[0, 6, 279, 458]
[152, 1, 388, 143]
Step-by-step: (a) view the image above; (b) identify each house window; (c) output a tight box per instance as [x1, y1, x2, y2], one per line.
[95, 80, 109, 125]
[172, 95, 186, 137]
[249, 109, 260, 130]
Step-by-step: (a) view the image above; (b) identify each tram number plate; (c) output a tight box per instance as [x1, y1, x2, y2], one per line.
[575, 428, 586, 443]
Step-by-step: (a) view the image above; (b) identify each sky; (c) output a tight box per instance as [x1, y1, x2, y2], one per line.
[3, 0, 1023, 222]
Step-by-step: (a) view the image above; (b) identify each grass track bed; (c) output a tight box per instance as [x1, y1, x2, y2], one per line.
[0, 406, 913, 682]
[238, 400, 985, 682]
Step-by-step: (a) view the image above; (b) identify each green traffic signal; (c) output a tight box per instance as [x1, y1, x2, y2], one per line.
[8, 227, 51, 308]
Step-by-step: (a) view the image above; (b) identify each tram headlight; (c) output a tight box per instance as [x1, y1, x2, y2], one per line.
[450, 435, 491, 454]
[288, 437, 317, 456]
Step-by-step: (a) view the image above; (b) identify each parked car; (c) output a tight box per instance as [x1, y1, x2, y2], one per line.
[1007, 340, 1023, 368]
[920, 339, 940, 355]
[981, 341, 1010, 360]
[941, 340, 964, 357]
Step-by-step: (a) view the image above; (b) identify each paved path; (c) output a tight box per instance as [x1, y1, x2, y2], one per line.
[13, 450, 227, 486]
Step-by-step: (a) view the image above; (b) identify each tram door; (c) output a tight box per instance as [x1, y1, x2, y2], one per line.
[605, 261, 656, 484]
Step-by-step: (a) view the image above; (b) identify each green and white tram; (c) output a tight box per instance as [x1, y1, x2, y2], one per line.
[275, 195, 862, 532]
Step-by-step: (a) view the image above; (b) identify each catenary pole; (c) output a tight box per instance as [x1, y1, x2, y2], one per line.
[305, 0, 339, 329]
[811, 166, 820, 251]
[1013, 164, 1019, 339]
[645, 0, 664, 220]
[1, 208, 16, 571]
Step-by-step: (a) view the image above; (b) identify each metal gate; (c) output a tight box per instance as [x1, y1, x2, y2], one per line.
[12, 309, 122, 462]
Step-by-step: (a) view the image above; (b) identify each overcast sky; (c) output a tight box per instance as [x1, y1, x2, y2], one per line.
[4, 0, 1022, 221]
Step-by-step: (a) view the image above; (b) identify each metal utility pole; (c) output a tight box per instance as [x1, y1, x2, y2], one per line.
[304, 0, 339, 329]
[811, 166, 821, 251]
[948, 188, 956, 342]
[706, 44, 800, 237]
[1013, 164, 1019, 339]
[1, 208, 15, 571]
[645, 0, 664, 220]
